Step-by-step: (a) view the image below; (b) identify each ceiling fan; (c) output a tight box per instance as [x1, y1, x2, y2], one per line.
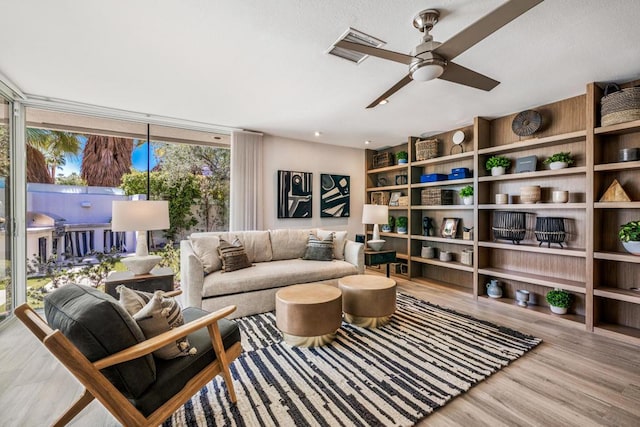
[335, 0, 544, 108]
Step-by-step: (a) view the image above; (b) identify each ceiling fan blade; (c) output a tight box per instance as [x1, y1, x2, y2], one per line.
[432, 0, 544, 60]
[439, 62, 499, 91]
[366, 74, 413, 109]
[335, 40, 414, 65]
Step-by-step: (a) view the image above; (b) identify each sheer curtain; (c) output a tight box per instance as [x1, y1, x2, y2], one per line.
[230, 130, 263, 231]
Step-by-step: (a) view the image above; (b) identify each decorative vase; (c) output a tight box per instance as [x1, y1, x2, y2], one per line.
[552, 190, 569, 203]
[381, 224, 391, 232]
[491, 166, 505, 176]
[463, 196, 473, 205]
[516, 289, 530, 307]
[520, 185, 541, 204]
[486, 279, 502, 298]
[423, 217, 433, 236]
[549, 305, 568, 314]
[397, 226, 407, 234]
[439, 251, 452, 262]
[461, 249, 473, 265]
[622, 240, 640, 256]
[421, 246, 435, 259]
[495, 193, 508, 204]
[548, 161, 568, 170]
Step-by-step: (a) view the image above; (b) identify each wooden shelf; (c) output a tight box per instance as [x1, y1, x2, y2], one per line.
[594, 202, 640, 209]
[411, 235, 474, 246]
[479, 203, 586, 210]
[366, 184, 408, 192]
[411, 151, 474, 166]
[477, 130, 586, 155]
[411, 256, 474, 272]
[594, 287, 640, 304]
[480, 296, 585, 327]
[478, 166, 586, 182]
[594, 324, 640, 346]
[396, 253, 409, 261]
[478, 241, 587, 258]
[594, 119, 640, 135]
[411, 205, 474, 210]
[411, 276, 473, 295]
[389, 206, 409, 211]
[594, 251, 640, 263]
[477, 267, 586, 293]
[594, 160, 640, 172]
[412, 178, 474, 188]
[367, 231, 409, 240]
[367, 164, 408, 174]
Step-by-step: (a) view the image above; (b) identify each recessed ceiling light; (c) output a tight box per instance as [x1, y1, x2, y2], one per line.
[314, 131, 322, 137]
[378, 99, 388, 105]
[365, 140, 371, 145]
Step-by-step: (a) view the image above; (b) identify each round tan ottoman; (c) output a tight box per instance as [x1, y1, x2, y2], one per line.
[338, 275, 396, 328]
[275, 284, 342, 347]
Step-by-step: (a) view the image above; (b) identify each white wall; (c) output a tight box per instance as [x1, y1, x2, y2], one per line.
[262, 135, 365, 239]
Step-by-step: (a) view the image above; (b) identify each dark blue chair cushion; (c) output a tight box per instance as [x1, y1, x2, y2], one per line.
[131, 307, 241, 416]
[44, 284, 156, 399]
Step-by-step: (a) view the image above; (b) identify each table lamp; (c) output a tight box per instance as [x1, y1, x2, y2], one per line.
[362, 204, 388, 251]
[111, 200, 170, 275]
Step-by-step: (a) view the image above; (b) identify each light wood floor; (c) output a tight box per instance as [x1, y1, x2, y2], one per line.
[1, 276, 639, 426]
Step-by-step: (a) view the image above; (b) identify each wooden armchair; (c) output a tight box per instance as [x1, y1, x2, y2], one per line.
[15, 284, 242, 427]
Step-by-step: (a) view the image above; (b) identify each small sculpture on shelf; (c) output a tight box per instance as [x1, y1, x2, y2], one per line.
[423, 217, 434, 236]
[516, 289, 530, 307]
[486, 279, 502, 298]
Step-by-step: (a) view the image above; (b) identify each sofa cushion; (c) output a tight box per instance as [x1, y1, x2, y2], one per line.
[303, 233, 334, 261]
[44, 284, 156, 399]
[189, 234, 222, 274]
[131, 307, 241, 417]
[231, 230, 272, 263]
[317, 229, 348, 260]
[218, 238, 253, 273]
[202, 258, 358, 298]
[269, 229, 312, 260]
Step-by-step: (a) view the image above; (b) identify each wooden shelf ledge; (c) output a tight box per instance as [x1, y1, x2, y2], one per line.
[594, 202, 640, 209]
[478, 241, 587, 258]
[594, 251, 640, 263]
[412, 178, 474, 188]
[410, 235, 474, 245]
[410, 256, 474, 272]
[477, 267, 586, 294]
[477, 130, 586, 155]
[594, 287, 640, 305]
[594, 160, 640, 172]
[480, 296, 586, 328]
[411, 151, 475, 167]
[478, 166, 587, 182]
[411, 205, 474, 210]
[479, 203, 586, 210]
[594, 119, 640, 135]
[367, 164, 409, 174]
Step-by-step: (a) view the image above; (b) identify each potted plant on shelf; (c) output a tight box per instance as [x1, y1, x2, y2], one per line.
[382, 216, 395, 232]
[485, 156, 511, 176]
[619, 220, 640, 255]
[396, 216, 408, 234]
[544, 152, 574, 170]
[545, 289, 572, 314]
[396, 151, 409, 164]
[459, 185, 474, 205]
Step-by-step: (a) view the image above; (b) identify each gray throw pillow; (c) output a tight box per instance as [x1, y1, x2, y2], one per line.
[218, 238, 252, 272]
[303, 233, 334, 261]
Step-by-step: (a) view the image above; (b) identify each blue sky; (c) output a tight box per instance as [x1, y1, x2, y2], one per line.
[60, 138, 157, 176]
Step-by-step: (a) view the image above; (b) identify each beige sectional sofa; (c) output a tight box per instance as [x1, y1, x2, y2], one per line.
[180, 229, 364, 318]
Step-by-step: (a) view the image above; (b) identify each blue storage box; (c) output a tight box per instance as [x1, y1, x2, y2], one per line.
[448, 167, 472, 180]
[420, 173, 448, 183]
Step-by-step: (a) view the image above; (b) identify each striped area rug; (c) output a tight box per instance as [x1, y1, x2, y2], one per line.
[165, 293, 541, 426]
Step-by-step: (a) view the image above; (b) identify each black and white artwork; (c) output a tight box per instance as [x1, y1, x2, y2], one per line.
[320, 174, 350, 217]
[277, 170, 312, 218]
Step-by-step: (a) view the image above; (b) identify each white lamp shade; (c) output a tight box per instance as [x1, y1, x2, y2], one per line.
[111, 200, 170, 232]
[362, 204, 388, 225]
[411, 63, 444, 81]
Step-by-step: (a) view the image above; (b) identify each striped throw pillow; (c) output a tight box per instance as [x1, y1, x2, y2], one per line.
[218, 238, 252, 272]
[302, 233, 334, 261]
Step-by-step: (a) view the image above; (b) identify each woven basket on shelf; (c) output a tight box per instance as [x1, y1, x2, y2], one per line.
[415, 139, 439, 161]
[492, 211, 526, 244]
[421, 188, 454, 205]
[371, 191, 390, 205]
[372, 152, 394, 168]
[600, 84, 640, 127]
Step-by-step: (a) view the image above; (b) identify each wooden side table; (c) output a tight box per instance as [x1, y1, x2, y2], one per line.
[104, 267, 174, 298]
[364, 250, 397, 277]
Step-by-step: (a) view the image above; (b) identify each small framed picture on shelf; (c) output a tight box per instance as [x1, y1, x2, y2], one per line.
[440, 218, 460, 238]
[389, 191, 402, 206]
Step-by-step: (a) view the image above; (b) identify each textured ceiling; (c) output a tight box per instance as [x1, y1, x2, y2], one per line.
[1, 0, 640, 149]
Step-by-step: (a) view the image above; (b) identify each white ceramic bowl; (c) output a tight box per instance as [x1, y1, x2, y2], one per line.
[367, 240, 385, 251]
[552, 190, 569, 203]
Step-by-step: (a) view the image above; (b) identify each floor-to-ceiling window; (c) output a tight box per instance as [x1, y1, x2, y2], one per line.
[0, 98, 11, 323]
[23, 107, 230, 308]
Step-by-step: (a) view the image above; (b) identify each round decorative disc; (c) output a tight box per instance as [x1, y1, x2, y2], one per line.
[512, 110, 542, 136]
[452, 130, 465, 145]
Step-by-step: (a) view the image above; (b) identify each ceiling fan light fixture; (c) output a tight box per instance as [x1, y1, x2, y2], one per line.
[378, 99, 389, 105]
[411, 62, 444, 82]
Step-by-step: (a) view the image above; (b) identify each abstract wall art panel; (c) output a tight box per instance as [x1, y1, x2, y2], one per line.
[277, 170, 312, 218]
[320, 174, 350, 217]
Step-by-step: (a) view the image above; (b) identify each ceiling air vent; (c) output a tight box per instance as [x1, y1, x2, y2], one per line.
[327, 28, 385, 64]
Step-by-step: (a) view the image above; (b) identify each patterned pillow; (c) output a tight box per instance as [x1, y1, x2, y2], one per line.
[218, 238, 252, 273]
[302, 233, 334, 261]
[120, 287, 197, 359]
